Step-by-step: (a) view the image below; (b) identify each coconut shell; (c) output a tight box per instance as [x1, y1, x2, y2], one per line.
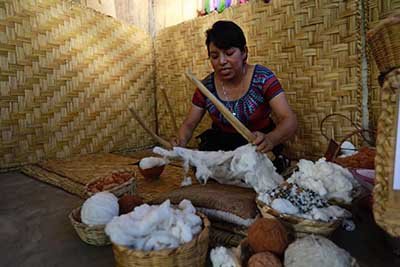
[248, 252, 282, 267]
[247, 218, 289, 255]
[118, 195, 144, 215]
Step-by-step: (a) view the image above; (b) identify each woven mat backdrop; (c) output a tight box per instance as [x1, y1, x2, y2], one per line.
[367, 0, 400, 130]
[0, 0, 155, 170]
[155, 0, 364, 159]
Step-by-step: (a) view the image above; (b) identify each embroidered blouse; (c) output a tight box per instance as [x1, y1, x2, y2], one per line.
[192, 64, 284, 133]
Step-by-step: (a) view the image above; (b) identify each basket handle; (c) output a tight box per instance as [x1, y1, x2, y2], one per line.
[331, 129, 376, 160]
[320, 113, 361, 141]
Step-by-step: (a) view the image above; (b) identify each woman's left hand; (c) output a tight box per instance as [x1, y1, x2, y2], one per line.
[252, 131, 274, 153]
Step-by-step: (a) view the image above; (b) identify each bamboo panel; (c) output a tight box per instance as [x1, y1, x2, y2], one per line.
[154, 0, 364, 159]
[0, 0, 156, 169]
[373, 68, 400, 237]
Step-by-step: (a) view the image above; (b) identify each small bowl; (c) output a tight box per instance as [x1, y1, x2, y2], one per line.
[138, 164, 165, 180]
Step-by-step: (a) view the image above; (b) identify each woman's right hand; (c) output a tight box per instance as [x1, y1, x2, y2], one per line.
[170, 136, 184, 147]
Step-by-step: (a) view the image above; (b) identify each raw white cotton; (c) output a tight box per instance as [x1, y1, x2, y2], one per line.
[210, 246, 241, 267]
[288, 158, 358, 203]
[81, 192, 119, 226]
[105, 199, 202, 250]
[284, 235, 354, 267]
[139, 157, 167, 169]
[180, 176, 192, 187]
[271, 198, 299, 215]
[259, 198, 349, 222]
[301, 206, 352, 222]
[230, 144, 284, 193]
[153, 144, 283, 193]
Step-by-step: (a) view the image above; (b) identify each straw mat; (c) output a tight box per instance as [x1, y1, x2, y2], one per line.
[21, 153, 138, 198]
[135, 164, 198, 202]
[21, 150, 196, 200]
[36, 153, 137, 185]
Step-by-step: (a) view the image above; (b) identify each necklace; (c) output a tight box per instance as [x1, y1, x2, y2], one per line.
[220, 66, 247, 117]
[221, 82, 239, 116]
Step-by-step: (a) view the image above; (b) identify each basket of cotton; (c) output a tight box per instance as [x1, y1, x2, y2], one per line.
[256, 182, 351, 237]
[287, 158, 362, 208]
[106, 199, 210, 267]
[69, 192, 119, 246]
[284, 235, 359, 267]
[86, 170, 136, 198]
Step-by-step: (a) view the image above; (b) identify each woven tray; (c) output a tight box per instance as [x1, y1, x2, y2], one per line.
[85, 171, 136, 198]
[69, 207, 111, 246]
[111, 212, 210, 267]
[256, 200, 341, 237]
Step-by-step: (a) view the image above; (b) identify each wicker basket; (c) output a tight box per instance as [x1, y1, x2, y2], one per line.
[111, 213, 210, 267]
[85, 171, 136, 198]
[68, 207, 111, 246]
[320, 113, 376, 163]
[256, 200, 341, 237]
[367, 11, 400, 74]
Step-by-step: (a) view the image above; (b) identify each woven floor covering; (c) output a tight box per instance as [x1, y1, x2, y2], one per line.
[21, 151, 196, 200]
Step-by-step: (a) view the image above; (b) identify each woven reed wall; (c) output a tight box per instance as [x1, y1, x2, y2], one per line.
[0, 0, 155, 170]
[367, 0, 400, 130]
[155, 0, 363, 159]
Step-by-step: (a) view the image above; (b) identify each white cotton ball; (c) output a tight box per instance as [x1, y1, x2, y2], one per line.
[81, 192, 119, 226]
[210, 246, 241, 267]
[271, 198, 299, 215]
[284, 235, 353, 267]
[139, 157, 167, 169]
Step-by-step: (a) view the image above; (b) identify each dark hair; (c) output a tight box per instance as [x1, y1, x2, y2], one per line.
[205, 20, 247, 57]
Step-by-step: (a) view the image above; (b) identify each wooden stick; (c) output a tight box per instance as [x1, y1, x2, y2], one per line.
[129, 107, 173, 149]
[185, 71, 255, 142]
[185, 71, 275, 160]
[160, 85, 179, 134]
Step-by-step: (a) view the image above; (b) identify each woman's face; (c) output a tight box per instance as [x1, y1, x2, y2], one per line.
[208, 42, 247, 81]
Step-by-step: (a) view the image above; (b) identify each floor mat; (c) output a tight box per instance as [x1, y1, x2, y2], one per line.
[21, 152, 196, 200]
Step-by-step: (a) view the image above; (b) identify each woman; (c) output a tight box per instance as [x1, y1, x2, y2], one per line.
[173, 20, 297, 168]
